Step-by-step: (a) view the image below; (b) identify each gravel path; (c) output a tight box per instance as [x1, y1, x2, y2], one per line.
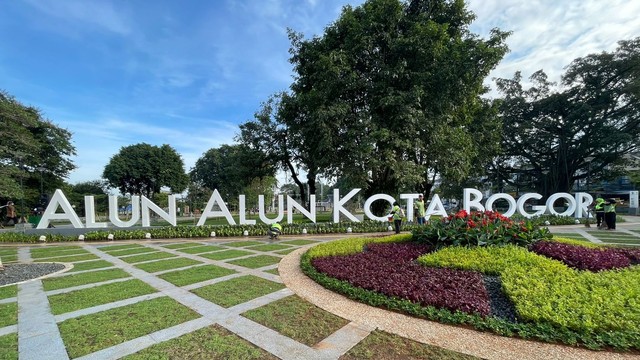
[0, 263, 66, 286]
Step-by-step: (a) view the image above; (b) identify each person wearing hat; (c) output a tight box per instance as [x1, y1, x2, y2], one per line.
[414, 194, 426, 225]
[594, 197, 606, 229]
[604, 198, 618, 230]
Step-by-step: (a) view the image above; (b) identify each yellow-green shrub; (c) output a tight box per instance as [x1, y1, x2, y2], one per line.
[306, 234, 412, 259]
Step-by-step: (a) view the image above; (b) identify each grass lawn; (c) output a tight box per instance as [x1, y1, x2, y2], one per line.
[48, 279, 157, 315]
[158, 265, 237, 287]
[199, 250, 253, 261]
[275, 248, 297, 255]
[191, 275, 285, 308]
[264, 268, 279, 275]
[0, 285, 17, 300]
[222, 241, 264, 248]
[120, 252, 176, 264]
[34, 254, 99, 263]
[0, 255, 17, 263]
[30, 247, 88, 259]
[340, 330, 481, 360]
[0, 302, 18, 327]
[42, 268, 131, 291]
[135, 258, 203, 273]
[123, 324, 278, 360]
[177, 245, 226, 254]
[66, 260, 114, 272]
[242, 295, 348, 346]
[58, 296, 201, 358]
[245, 244, 291, 252]
[280, 240, 319, 246]
[226, 255, 282, 269]
[0, 333, 17, 360]
[106, 247, 158, 257]
[161, 242, 205, 249]
[99, 244, 144, 251]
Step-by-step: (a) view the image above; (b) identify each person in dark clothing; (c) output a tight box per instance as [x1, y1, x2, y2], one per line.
[594, 197, 606, 229]
[604, 198, 618, 230]
[390, 201, 404, 234]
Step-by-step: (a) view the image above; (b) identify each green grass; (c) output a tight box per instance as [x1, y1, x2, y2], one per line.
[340, 330, 481, 360]
[67, 260, 114, 272]
[0, 248, 17, 257]
[135, 258, 203, 273]
[178, 245, 226, 254]
[280, 240, 319, 246]
[158, 265, 237, 287]
[34, 254, 99, 263]
[99, 244, 143, 251]
[0, 302, 18, 327]
[601, 239, 640, 245]
[0, 255, 17, 263]
[199, 250, 253, 261]
[226, 255, 281, 269]
[30, 248, 88, 259]
[222, 241, 264, 248]
[58, 296, 201, 358]
[264, 268, 279, 275]
[0, 285, 17, 300]
[123, 324, 278, 360]
[107, 247, 158, 257]
[48, 279, 157, 315]
[275, 248, 297, 255]
[161, 242, 205, 249]
[245, 244, 291, 252]
[0, 333, 17, 360]
[242, 295, 348, 346]
[120, 252, 176, 264]
[42, 268, 131, 291]
[191, 275, 285, 308]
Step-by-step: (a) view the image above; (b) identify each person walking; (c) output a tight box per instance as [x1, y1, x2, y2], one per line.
[5, 201, 17, 226]
[390, 201, 404, 234]
[604, 198, 618, 230]
[594, 197, 606, 229]
[414, 194, 426, 225]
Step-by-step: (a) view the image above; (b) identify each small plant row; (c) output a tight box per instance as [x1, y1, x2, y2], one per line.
[0, 222, 420, 243]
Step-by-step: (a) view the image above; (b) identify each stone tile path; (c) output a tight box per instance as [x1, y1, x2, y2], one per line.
[1, 219, 640, 359]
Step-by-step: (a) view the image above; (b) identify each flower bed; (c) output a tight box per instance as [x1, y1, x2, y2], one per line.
[303, 235, 640, 351]
[311, 243, 491, 315]
[530, 240, 638, 271]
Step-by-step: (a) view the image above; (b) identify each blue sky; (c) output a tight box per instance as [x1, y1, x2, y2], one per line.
[1, 0, 639, 185]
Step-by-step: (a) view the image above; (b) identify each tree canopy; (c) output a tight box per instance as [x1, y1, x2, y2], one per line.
[103, 143, 189, 197]
[189, 144, 275, 207]
[495, 37, 640, 196]
[0, 90, 76, 211]
[240, 0, 509, 212]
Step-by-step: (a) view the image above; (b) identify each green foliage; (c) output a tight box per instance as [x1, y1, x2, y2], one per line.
[190, 144, 275, 207]
[306, 233, 412, 259]
[418, 245, 640, 342]
[413, 210, 551, 248]
[103, 143, 189, 197]
[0, 90, 76, 211]
[494, 37, 640, 195]
[303, 239, 640, 350]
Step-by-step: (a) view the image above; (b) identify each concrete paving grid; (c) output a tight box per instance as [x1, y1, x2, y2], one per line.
[1, 217, 640, 360]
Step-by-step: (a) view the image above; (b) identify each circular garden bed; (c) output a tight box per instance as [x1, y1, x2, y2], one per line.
[301, 211, 640, 352]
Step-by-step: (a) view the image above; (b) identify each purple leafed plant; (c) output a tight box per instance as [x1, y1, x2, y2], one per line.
[530, 241, 634, 271]
[311, 242, 491, 316]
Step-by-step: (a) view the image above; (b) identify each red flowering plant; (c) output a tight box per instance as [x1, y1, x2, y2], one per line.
[412, 210, 551, 249]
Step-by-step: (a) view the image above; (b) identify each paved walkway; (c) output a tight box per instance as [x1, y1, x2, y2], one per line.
[2, 219, 640, 359]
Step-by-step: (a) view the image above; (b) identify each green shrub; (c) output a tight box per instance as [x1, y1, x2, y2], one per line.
[306, 234, 412, 259]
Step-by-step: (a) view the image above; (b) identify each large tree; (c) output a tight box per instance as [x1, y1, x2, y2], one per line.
[283, 0, 509, 212]
[495, 38, 640, 196]
[0, 90, 76, 213]
[103, 143, 189, 197]
[189, 144, 274, 207]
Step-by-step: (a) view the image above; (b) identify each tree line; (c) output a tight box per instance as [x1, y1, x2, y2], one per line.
[2, 0, 639, 218]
